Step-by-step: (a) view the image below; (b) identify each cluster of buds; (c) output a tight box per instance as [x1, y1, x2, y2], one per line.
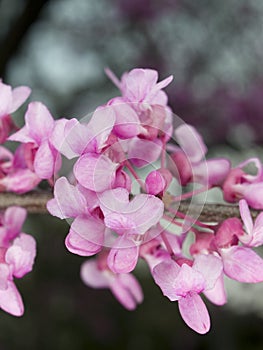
[0, 69, 263, 334]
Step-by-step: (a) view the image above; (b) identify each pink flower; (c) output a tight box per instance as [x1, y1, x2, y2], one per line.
[239, 199, 263, 247]
[9, 102, 61, 179]
[213, 216, 263, 284]
[107, 99, 144, 139]
[0, 206, 36, 316]
[51, 107, 116, 159]
[99, 188, 164, 273]
[223, 158, 263, 209]
[193, 218, 263, 284]
[0, 80, 31, 143]
[140, 230, 182, 269]
[106, 68, 173, 141]
[49, 177, 164, 273]
[80, 254, 143, 310]
[47, 177, 103, 256]
[126, 137, 163, 168]
[145, 168, 172, 195]
[153, 254, 222, 334]
[106, 68, 173, 106]
[74, 153, 119, 192]
[169, 124, 231, 186]
[218, 245, 263, 283]
[0, 145, 40, 193]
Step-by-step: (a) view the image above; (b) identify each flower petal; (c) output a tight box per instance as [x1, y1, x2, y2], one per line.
[0, 264, 10, 290]
[88, 106, 116, 151]
[250, 212, 263, 246]
[8, 126, 34, 143]
[0, 82, 12, 116]
[0, 169, 40, 193]
[98, 188, 130, 215]
[0, 281, 24, 316]
[174, 124, 207, 163]
[110, 273, 143, 310]
[25, 102, 54, 144]
[65, 216, 105, 256]
[153, 260, 181, 301]
[239, 199, 253, 235]
[178, 293, 210, 334]
[4, 206, 27, 241]
[74, 153, 118, 192]
[65, 230, 102, 257]
[193, 254, 223, 291]
[9, 86, 31, 113]
[126, 194, 164, 234]
[34, 141, 55, 179]
[49, 119, 78, 159]
[193, 158, 231, 186]
[220, 246, 263, 283]
[111, 102, 141, 139]
[242, 183, 263, 209]
[47, 177, 87, 219]
[63, 118, 94, 157]
[5, 233, 36, 278]
[128, 138, 162, 168]
[80, 259, 110, 288]
[203, 273, 227, 306]
[107, 236, 139, 274]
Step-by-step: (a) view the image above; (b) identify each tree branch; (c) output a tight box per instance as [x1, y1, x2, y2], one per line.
[0, 191, 52, 214]
[0, 192, 259, 222]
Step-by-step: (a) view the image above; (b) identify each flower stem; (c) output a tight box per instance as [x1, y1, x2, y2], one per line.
[125, 160, 145, 191]
[171, 185, 211, 202]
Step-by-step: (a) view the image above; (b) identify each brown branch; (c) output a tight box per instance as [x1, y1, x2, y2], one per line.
[0, 191, 52, 214]
[178, 202, 259, 222]
[0, 192, 259, 222]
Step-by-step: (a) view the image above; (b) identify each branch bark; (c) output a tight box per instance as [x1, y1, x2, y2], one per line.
[0, 192, 259, 221]
[0, 191, 52, 214]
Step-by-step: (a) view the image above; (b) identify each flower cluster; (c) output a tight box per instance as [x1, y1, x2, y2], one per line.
[1, 69, 263, 333]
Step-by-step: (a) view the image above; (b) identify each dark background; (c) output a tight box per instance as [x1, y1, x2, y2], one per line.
[0, 0, 263, 349]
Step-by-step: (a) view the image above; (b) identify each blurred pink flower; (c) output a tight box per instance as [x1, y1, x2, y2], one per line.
[81, 255, 143, 310]
[169, 124, 231, 186]
[223, 158, 263, 209]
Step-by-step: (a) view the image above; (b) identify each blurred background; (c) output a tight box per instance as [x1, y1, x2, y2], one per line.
[0, 0, 263, 349]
